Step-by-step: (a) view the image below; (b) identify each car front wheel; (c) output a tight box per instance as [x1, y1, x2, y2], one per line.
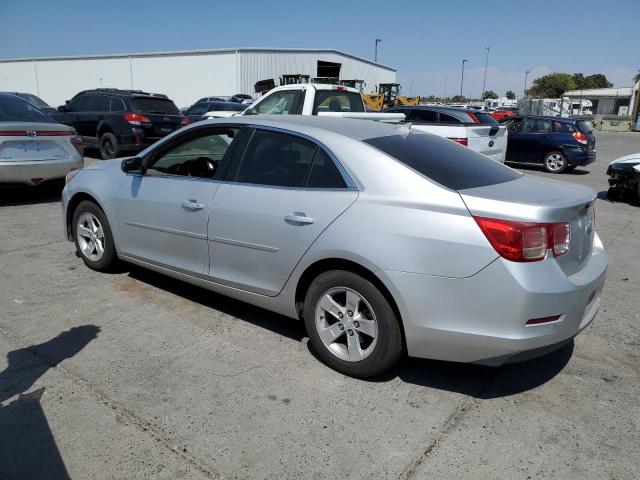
[303, 270, 403, 378]
[543, 151, 568, 173]
[72, 200, 117, 271]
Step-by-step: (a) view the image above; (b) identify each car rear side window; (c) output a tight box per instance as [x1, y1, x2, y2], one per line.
[408, 109, 438, 123]
[306, 149, 347, 188]
[474, 112, 498, 125]
[438, 112, 461, 123]
[553, 121, 574, 133]
[110, 97, 126, 112]
[131, 98, 180, 115]
[363, 133, 521, 190]
[313, 91, 364, 114]
[235, 130, 317, 187]
[576, 120, 593, 133]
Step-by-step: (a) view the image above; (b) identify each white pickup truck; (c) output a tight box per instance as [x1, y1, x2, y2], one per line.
[231, 84, 404, 122]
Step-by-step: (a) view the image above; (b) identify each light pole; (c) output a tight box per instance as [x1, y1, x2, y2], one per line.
[374, 39, 381, 63]
[523, 70, 530, 98]
[460, 59, 468, 98]
[443, 74, 448, 100]
[481, 46, 490, 99]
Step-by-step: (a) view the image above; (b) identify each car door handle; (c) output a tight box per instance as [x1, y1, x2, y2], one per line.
[285, 213, 314, 225]
[181, 200, 204, 211]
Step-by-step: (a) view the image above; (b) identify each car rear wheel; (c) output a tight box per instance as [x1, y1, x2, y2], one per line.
[99, 132, 120, 160]
[543, 151, 568, 173]
[303, 270, 403, 378]
[72, 200, 117, 271]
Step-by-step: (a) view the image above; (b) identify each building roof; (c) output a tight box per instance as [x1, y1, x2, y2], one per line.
[563, 87, 633, 98]
[0, 47, 395, 72]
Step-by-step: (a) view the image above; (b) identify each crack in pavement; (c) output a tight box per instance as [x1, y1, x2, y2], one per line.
[0, 324, 223, 480]
[398, 368, 502, 480]
[604, 219, 633, 249]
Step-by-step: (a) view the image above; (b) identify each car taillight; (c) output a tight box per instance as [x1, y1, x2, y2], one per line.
[466, 112, 480, 124]
[70, 135, 83, 156]
[473, 216, 571, 262]
[123, 113, 151, 125]
[447, 137, 468, 146]
[180, 116, 190, 126]
[572, 131, 588, 145]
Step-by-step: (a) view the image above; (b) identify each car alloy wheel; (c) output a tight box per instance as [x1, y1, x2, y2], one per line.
[314, 287, 378, 362]
[76, 212, 105, 261]
[544, 152, 567, 173]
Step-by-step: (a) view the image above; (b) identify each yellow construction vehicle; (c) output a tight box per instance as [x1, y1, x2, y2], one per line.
[363, 83, 420, 111]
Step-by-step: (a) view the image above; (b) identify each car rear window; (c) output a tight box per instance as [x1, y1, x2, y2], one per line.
[363, 133, 521, 190]
[18, 93, 50, 109]
[0, 96, 56, 123]
[131, 97, 180, 115]
[576, 120, 593, 133]
[313, 91, 364, 113]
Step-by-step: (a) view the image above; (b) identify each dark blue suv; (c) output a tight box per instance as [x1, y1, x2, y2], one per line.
[502, 116, 596, 173]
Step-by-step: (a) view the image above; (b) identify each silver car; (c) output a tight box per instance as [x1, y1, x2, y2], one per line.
[0, 93, 83, 186]
[62, 116, 607, 377]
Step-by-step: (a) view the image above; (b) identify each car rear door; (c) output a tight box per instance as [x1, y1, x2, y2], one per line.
[208, 127, 357, 296]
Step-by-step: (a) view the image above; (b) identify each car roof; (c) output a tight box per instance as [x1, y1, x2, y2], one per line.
[387, 105, 479, 114]
[195, 114, 408, 141]
[74, 88, 169, 98]
[0, 92, 28, 101]
[519, 115, 576, 122]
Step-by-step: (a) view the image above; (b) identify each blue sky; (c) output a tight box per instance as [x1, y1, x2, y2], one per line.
[2, 0, 638, 98]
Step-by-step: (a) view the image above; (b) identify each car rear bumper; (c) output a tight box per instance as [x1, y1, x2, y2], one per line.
[566, 148, 596, 166]
[0, 156, 83, 186]
[385, 233, 607, 366]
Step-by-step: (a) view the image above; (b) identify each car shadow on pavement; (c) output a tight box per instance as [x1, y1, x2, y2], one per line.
[0, 183, 64, 207]
[125, 265, 572, 399]
[127, 266, 307, 342]
[0, 325, 100, 480]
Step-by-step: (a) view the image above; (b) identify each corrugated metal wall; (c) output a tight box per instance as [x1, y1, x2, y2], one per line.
[0, 49, 395, 109]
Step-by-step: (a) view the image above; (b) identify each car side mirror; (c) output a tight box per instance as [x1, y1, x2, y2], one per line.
[57, 105, 67, 113]
[121, 156, 142, 173]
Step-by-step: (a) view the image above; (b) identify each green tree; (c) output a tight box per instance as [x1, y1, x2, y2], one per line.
[572, 73, 613, 89]
[526, 73, 576, 98]
[634, 70, 640, 84]
[482, 90, 498, 100]
[505, 90, 516, 100]
[450, 95, 466, 103]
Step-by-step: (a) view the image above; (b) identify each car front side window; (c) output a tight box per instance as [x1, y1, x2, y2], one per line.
[146, 129, 238, 179]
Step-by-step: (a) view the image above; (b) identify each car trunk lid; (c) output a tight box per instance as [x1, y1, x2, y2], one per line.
[0, 122, 75, 162]
[130, 97, 182, 138]
[459, 174, 596, 275]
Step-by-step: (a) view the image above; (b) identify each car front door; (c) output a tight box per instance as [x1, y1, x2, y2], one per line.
[208, 128, 358, 296]
[505, 119, 524, 162]
[116, 126, 242, 275]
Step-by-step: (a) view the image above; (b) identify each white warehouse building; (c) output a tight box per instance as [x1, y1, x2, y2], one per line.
[0, 47, 396, 108]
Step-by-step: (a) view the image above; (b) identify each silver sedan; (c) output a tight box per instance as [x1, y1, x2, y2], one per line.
[62, 115, 607, 377]
[0, 93, 83, 186]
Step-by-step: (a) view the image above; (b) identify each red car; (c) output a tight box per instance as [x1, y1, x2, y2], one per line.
[489, 109, 517, 121]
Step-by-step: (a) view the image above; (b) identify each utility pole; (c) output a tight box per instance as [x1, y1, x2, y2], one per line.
[374, 39, 381, 63]
[460, 59, 468, 98]
[524, 70, 530, 98]
[481, 46, 490, 99]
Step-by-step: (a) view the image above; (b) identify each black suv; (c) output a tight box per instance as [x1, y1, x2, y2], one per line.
[54, 89, 187, 159]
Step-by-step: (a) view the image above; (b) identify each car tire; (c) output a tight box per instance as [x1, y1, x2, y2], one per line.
[607, 187, 622, 201]
[72, 200, 117, 272]
[99, 132, 120, 160]
[543, 151, 568, 173]
[303, 270, 403, 378]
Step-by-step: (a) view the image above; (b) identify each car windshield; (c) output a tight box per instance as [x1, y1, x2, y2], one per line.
[18, 93, 50, 109]
[576, 120, 593, 133]
[0, 96, 56, 123]
[131, 97, 180, 115]
[363, 132, 521, 190]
